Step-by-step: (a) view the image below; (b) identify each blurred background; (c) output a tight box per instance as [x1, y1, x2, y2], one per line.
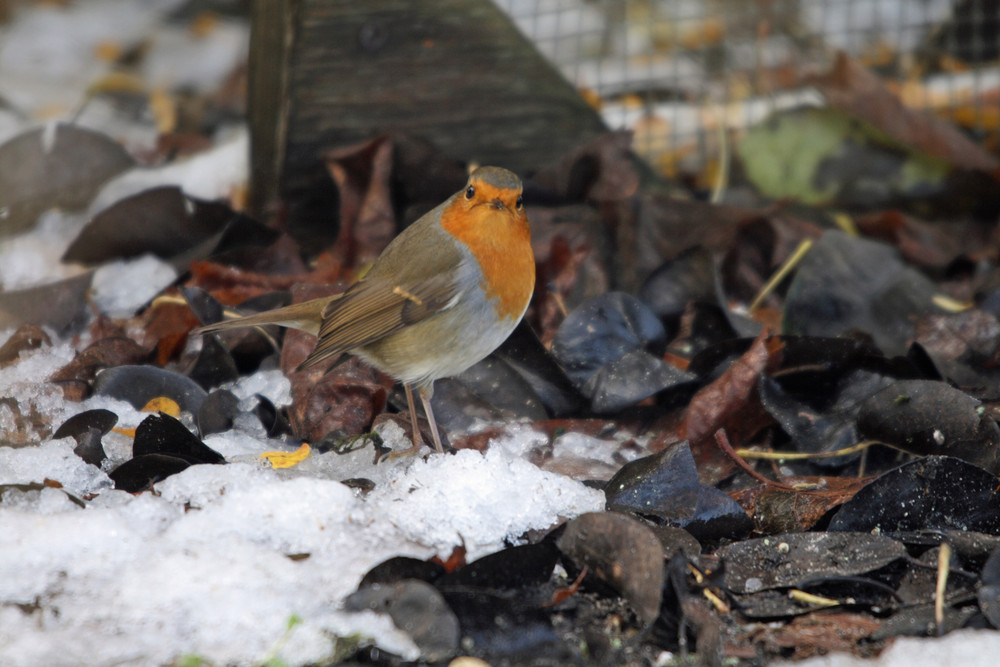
[495, 0, 1000, 185]
[2, 0, 998, 190]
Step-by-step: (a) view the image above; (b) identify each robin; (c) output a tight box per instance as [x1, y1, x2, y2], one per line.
[195, 166, 535, 454]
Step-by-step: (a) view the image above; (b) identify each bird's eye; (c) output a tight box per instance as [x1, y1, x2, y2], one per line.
[516, 195, 523, 209]
[465, 185, 475, 200]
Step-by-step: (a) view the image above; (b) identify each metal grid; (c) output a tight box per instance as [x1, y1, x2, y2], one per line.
[493, 0, 1000, 177]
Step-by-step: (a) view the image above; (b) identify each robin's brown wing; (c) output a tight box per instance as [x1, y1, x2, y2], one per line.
[298, 273, 459, 369]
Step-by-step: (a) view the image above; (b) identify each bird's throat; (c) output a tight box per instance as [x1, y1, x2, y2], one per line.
[440, 205, 535, 321]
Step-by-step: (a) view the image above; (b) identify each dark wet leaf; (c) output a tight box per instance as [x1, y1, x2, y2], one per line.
[437, 542, 559, 591]
[631, 194, 746, 291]
[359, 557, 445, 588]
[340, 477, 375, 493]
[857, 379, 1000, 473]
[731, 581, 896, 620]
[345, 580, 459, 663]
[110, 454, 191, 493]
[72, 428, 108, 467]
[940, 531, 1000, 562]
[648, 553, 697, 651]
[913, 310, 1000, 398]
[63, 187, 212, 264]
[53, 409, 118, 441]
[979, 546, 1000, 628]
[647, 524, 702, 559]
[0, 323, 50, 368]
[828, 456, 1000, 534]
[93, 365, 208, 415]
[894, 544, 975, 612]
[606, 442, 752, 543]
[556, 511, 664, 625]
[871, 604, 979, 640]
[0, 124, 134, 237]
[197, 389, 241, 436]
[437, 355, 548, 430]
[52, 409, 118, 466]
[760, 369, 895, 466]
[713, 249, 767, 338]
[689, 335, 907, 380]
[428, 378, 523, 436]
[184, 290, 288, 375]
[180, 286, 225, 327]
[716, 532, 906, 594]
[784, 231, 941, 356]
[666, 301, 742, 363]
[187, 334, 240, 390]
[133, 412, 225, 465]
[680, 486, 754, 544]
[64, 188, 278, 268]
[494, 320, 587, 417]
[760, 375, 856, 461]
[236, 290, 295, 314]
[551, 291, 666, 388]
[440, 589, 570, 663]
[225, 316, 287, 375]
[253, 394, 292, 438]
[0, 272, 93, 331]
[198, 200, 281, 263]
[583, 348, 695, 413]
[638, 246, 717, 320]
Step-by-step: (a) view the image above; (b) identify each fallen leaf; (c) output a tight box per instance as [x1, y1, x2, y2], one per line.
[323, 135, 397, 270]
[260, 442, 312, 469]
[679, 332, 780, 481]
[729, 475, 870, 533]
[813, 51, 999, 172]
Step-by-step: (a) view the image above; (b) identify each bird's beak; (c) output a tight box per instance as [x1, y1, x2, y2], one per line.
[490, 198, 504, 210]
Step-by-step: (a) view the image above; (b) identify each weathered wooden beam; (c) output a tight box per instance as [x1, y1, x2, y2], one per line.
[248, 0, 607, 242]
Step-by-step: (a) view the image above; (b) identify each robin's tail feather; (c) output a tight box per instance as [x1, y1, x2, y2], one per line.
[192, 294, 338, 338]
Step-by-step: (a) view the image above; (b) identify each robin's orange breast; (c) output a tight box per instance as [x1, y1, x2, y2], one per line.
[439, 181, 535, 323]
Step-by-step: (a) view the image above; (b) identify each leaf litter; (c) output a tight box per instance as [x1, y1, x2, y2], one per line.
[3, 2, 1000, 666]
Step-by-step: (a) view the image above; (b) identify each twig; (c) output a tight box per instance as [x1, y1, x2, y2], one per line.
[748, 238, 813, 313]
[789, 589, 841, 607]
[935, 541, 952, 636]
[714, 429, 797, 491]
[710, 100, 730, 204]
[735, 440, 877, 461]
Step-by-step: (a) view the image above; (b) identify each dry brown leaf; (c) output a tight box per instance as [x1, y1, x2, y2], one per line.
[813, 51, 999, 172]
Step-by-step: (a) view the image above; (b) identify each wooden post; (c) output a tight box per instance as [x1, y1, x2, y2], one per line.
[248, 0, 607, 242]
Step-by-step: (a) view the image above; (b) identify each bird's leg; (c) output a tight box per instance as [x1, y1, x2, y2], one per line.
[418, 384, 444, 454]
[388, 383, 443, 458]
[398, 382, 424, 455]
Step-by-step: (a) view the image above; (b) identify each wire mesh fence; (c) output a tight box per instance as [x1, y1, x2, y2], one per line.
[493, 0, 1000, 180]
